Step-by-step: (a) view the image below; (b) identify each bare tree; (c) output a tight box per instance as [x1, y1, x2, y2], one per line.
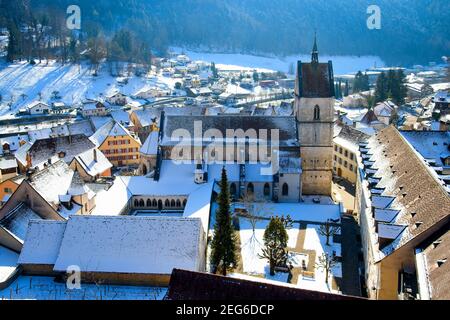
[316, 252, 338, 285]
[240, 192, 273, 241]
[318, 220, 341, 246]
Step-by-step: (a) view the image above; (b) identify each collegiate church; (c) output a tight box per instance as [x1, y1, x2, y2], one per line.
[142, 37, 335, 201]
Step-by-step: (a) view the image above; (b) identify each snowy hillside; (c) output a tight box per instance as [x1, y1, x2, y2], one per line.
[0, 61, 178, 118]
[183, 49, 385, 75]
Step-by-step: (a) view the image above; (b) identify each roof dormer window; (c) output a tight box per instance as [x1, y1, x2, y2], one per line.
[437, 259, 447, 268]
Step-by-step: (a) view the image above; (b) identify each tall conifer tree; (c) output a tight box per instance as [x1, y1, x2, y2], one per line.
[210, 167, 237, 276]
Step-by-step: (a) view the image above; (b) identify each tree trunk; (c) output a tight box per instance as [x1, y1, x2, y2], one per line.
[270, 262, 275, 276]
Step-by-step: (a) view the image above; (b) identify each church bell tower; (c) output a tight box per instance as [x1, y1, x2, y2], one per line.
[295, 35, 335, 196]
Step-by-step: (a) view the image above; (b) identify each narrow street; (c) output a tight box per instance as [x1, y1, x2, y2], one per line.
[333, 179, 363, 296]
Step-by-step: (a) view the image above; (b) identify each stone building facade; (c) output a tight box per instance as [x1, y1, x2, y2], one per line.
[295, 36, 335, 195]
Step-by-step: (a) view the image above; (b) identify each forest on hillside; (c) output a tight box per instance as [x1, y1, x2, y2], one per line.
[1, 0, 449, 65]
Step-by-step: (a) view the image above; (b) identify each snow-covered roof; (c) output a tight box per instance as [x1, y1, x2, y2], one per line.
[0, 245, 19, 283]
[378, 223, 406, 240]
[90, 120, 137, 147]
[53, 215, 204, 275]
[90, 179, 132, 216]
[73, 149, 112, 178]
[28, 161, 75, 206]
[111, 110, 131, 127]
[25, 134, 95, 169]
[0, 136, 27, 155]
[183, 182, 214, 234]
[0, 157, 17, 170]
[18, 220, 66, 266]
[400, 131, 450, 168]
[26, 101, 49, 110]
[161, 115, 299, 147]
[0, 203, 43, 241]
[140, 131, 159, 155]
[361, 126, 450, 259]
[374, 208, 400, 223]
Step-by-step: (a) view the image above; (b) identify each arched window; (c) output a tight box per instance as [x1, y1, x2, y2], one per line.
[282, 183, 289, 196]
[152, 199, 157, 207]
[171, 199, 176, 207]
[146, 199, 151, 207]
[176, 199, 181, 208]
[183, 199, 187, 207]
[134, 199, 139, 207]
[165, 199, 170, 207]
[247, 183, 254, 195]
[230, 183, 237, 197]
[139, 199, 145, 207]
[264, 183, 271, 197]
[158, 200, 163, 211]
[314, 105, 320, 120]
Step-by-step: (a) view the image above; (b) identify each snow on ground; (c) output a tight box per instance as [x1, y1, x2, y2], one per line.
[0, 61, 176, 118]
[180, 48, 385, 75]
[0, 276, 167, 300]
[236, 202, 342, 293]
[267, 202, 341, 222]
[298, 225, 342, 293]
[239, 218, 267, 275]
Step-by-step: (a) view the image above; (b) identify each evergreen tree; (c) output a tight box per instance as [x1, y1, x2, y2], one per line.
[353, 71, 364, 93]
[375, 72, 388, 103]
[344, 80, 349, 97]
[211, 62, 218, 79]
[259, 216, 288, 276]
[362, 72, 370, 91]
[210, 167, 237, 276]
[334, 83, 340, 99]
[337, 80, 343, 99]
[6, 22, 21, 62]
[253, 71, 259, 83]
[394, 69, 407, 105]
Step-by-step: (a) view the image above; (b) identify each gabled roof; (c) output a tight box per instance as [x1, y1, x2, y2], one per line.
[89, 120, 137, 147]
[360, 110, 380, 125]
[72, 149, 112, 177]
[26, 101, 49, 110]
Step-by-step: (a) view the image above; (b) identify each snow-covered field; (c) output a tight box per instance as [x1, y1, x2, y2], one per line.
[181, 49, 385, 75]
[0, 61, 178, 118]
[0, 276, 167, 300]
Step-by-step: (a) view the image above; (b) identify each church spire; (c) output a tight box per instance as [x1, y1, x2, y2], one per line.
[311, 32, 319, 64]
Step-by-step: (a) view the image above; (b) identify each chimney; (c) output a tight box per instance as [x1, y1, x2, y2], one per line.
[26, 152, 32, 169]
[93, 149, 98, 162]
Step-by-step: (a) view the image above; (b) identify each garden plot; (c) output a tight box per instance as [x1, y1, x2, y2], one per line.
[298, 225, 343, 293]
